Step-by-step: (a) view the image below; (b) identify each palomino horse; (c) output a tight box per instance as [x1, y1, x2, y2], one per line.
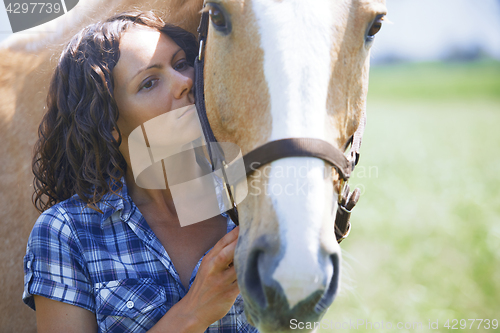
[0, 0, 386, 331]
[202, 1, 386, 330]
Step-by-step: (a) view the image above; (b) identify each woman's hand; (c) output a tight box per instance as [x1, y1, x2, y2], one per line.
[149, 226, 240, 333]
[182, 225, 240, 328]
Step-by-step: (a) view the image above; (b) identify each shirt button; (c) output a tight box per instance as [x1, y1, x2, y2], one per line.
[126, 301, 134, 309]
[26, 261, 31, 269]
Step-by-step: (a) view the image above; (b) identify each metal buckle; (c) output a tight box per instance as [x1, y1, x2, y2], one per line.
[332, 166, 348, 204]
[338, 178, 344, 203]
[198, 39, 205, 61]
[221, 160, 237, 209]
[338, 177, 349, 204]
[339, 204, 352, 214]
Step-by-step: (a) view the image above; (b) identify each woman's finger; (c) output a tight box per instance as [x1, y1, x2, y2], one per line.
[211, 226, 239, 255]
[228, 280, 240, 295]
[220, 264, 237, 283]
[214, 236, 237, 269]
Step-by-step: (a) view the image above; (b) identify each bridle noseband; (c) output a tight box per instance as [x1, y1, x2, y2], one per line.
[193, 11, 365, 243]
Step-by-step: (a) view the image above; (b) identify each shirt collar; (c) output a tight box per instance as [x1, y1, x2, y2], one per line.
[97, 178, 237, 232]
[95, 177, 134, 224]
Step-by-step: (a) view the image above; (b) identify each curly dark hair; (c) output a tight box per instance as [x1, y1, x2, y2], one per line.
[32, 10, 198, 213]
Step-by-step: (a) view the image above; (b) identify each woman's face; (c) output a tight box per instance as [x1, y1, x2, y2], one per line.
[112, 25, 197, 142]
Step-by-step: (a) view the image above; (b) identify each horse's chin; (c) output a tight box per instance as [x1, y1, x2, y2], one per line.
[243, 283, 338, 333]
[236, 233, 341, 333]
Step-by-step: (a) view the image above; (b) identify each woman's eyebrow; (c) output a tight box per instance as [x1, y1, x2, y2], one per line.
[131, 63, 163, 83]
[170, 48, 184, 61]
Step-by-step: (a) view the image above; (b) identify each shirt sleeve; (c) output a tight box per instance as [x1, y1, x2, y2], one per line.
[23, 206, 95, 313]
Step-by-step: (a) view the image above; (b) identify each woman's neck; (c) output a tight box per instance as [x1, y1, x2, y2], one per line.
[125, 141, 205, 222]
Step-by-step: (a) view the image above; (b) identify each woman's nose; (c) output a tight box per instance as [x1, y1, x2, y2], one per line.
[172, 71, 194, 101]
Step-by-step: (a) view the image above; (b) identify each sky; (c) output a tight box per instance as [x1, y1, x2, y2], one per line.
[1, 0, 500, 62]
[371, 0, 500, 63]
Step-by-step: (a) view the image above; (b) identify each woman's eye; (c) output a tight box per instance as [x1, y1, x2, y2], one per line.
[140, 79, 157, 91]
[174, 60, 189, 71]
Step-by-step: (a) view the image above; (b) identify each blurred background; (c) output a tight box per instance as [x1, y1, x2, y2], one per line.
[322, 0, 500, 331]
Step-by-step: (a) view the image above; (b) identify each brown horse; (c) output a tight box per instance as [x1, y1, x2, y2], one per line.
[0, 0, 386, 331]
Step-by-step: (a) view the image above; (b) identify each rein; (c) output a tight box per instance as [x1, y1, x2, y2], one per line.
[193, 11, 365, 243]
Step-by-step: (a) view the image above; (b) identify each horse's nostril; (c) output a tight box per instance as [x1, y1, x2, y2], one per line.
[314, 252, 341, 314]
[245, 249, 267, 309]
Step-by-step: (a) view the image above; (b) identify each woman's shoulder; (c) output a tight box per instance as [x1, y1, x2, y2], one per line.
[33, 183, 130, 234]
[35, 195, 96, 226]
[30, 197, 94, 245]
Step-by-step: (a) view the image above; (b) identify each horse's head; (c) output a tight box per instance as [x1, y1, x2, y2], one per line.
[202, 0, 386, 331]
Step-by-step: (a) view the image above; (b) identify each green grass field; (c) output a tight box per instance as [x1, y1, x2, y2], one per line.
[319, 60, 500, 332]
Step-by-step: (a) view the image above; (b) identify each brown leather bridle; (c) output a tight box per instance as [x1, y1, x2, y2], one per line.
[193, 11, 365, 243]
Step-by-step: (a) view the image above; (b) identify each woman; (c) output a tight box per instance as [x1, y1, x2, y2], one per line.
[23, 11, 256, 333]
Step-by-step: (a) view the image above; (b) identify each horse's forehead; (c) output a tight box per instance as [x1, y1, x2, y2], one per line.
[215, 0, 381, 131]
[217, 0, 386, 13]
[246, 0, 384, 135]
[207, 0, 387, 152]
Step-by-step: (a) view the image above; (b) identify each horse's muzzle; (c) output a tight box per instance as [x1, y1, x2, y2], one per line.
[237, 234, 341, 332]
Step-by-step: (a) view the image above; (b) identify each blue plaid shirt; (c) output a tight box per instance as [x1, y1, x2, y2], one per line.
[23, 180, 258, 333]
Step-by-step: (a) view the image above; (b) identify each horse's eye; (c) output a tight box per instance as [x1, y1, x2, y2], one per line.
[207, 3, 231, 34]
[368, 20, 382, 36]
[209, 7, 225, 27]
[366, 15, 385, 42]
